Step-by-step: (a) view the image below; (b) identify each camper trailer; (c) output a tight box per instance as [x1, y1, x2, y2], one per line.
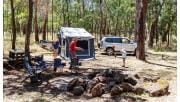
[57, 27, 95, 60]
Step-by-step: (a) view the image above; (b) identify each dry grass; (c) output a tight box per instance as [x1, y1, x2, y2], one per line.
[3, 32, 54, 56]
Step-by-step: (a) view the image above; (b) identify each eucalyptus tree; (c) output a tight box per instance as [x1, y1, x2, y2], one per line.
[135, 0, 148, 61]
[10, 0, 17, 49]
[25, 0, 33, 59]
[42, 0, 49, 40]
[34, 0, 39, 42]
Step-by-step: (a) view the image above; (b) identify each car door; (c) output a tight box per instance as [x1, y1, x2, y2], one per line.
[121, 38, 135, 52]
[112, 38, 122, 51]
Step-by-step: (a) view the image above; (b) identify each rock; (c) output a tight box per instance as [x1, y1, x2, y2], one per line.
[67, 78, 79, 91]
[97, 69, 114, 77]
[76, 78, 87, 90]
[105, 77, 114, 83]
[105, 81, 116, 93]
[119, 83, 134, 92]
[105, 69, 115, 77]
[110, 85, 123, 96]
[87, 79, 99, 92]
[144, 80, 169, 97]
[72, 86, 85, 96]
[87, 70, 99, 79]
[67, 78, 86, 91]
[134, 74, 140, 79]
[143, 75, 160, 82]
[95, 76, 107, 83]
[91, 83, 106, 97]
[133, 87, 145, 95]
[124, 75, 137, 86]
[114, 73, 126, 84]
[88, 76, 106, 91]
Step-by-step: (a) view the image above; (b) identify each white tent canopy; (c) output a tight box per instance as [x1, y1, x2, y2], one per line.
[59, 27, 94, 38]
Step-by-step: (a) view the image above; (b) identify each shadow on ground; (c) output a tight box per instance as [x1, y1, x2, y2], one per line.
[3, 67, 147, 102]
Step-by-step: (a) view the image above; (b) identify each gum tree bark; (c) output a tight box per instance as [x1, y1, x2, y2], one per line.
[135, 0, 148, 61]
[25, 0, 33, 58]
[10, 0, 17, 50]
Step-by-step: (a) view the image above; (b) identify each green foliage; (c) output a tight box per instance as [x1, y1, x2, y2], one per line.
[3, 0, 177, 51]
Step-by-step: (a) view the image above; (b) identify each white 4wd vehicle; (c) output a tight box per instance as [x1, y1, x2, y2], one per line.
[99, 36, 137, 55]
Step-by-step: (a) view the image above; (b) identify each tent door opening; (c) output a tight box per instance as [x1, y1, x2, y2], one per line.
[76, 40, 90, 56]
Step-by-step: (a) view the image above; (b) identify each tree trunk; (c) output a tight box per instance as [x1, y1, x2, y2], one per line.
[99, 0, 103, 39]
[81, 0, 85, 27]
[62, 0, 66, 26]
[51, 0, 54, 40]
[135, 0, 148, 61]
[115, 17, 118, 36]
[10, 0, 16, 50]
[42, 2, 48, 40]
[47, 18, 49, 40]
[34, 0, 39, 42]
[25, 0, 33, 58]
[91, 18, 94, 34]
[66, 0, 70, 26]
[148, 1, 164, 48]
[148, 18, 156, 48]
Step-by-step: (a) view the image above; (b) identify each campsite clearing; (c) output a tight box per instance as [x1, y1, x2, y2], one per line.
[3, 50, 176, 102]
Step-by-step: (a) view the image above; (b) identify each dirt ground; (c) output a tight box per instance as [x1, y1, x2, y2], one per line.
[3, 51, 177, 102]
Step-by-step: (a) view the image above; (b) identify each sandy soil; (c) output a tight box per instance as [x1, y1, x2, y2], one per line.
[3, 51, 177, 102]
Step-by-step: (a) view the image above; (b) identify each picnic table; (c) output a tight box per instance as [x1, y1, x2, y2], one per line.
[8, 49, 25, 67]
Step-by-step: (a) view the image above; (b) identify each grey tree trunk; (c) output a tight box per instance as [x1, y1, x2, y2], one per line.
[135, 0, 148, 61]
[34, 0, 39, 42]
[25, 0, 33, 58]
[10, 0, 17, 50]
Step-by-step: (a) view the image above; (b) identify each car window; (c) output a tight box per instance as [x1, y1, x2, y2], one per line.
[105, 38, 113, 43]
[105, 38, 122, 43]
[112, 38, 121, 43]
[122, 38, 130, 44]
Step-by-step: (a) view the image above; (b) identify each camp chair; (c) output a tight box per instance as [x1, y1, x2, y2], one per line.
[23, 56, 39, 83]
[53, 58, 66, 72]
[69, 57, 81, 69]
[33, 55, 46, 71]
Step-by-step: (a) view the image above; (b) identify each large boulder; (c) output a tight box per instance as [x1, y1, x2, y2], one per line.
[144, 80, 169, 97]
[67, 78, 79, 91]
[110, 85, 123, 96]
[91, 83, 106, 97]
[67, 78, 86, 92]
[76, 78, 87, 90]
[95, 76, 107, 83]
[72, 86, 85, 96]
[87, 79, 99, 93]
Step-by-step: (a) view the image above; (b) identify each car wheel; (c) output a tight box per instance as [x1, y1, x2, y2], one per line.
[106, 48, 114, 56]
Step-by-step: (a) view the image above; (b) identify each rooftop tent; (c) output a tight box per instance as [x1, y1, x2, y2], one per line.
[57, 27, 95, 60]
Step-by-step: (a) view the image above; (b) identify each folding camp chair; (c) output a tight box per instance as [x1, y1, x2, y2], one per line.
[69, 57, 81, 69]
[54, 58, 66, 72]
[23, 57, 40, 83]
[33, 55, 46, 71]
